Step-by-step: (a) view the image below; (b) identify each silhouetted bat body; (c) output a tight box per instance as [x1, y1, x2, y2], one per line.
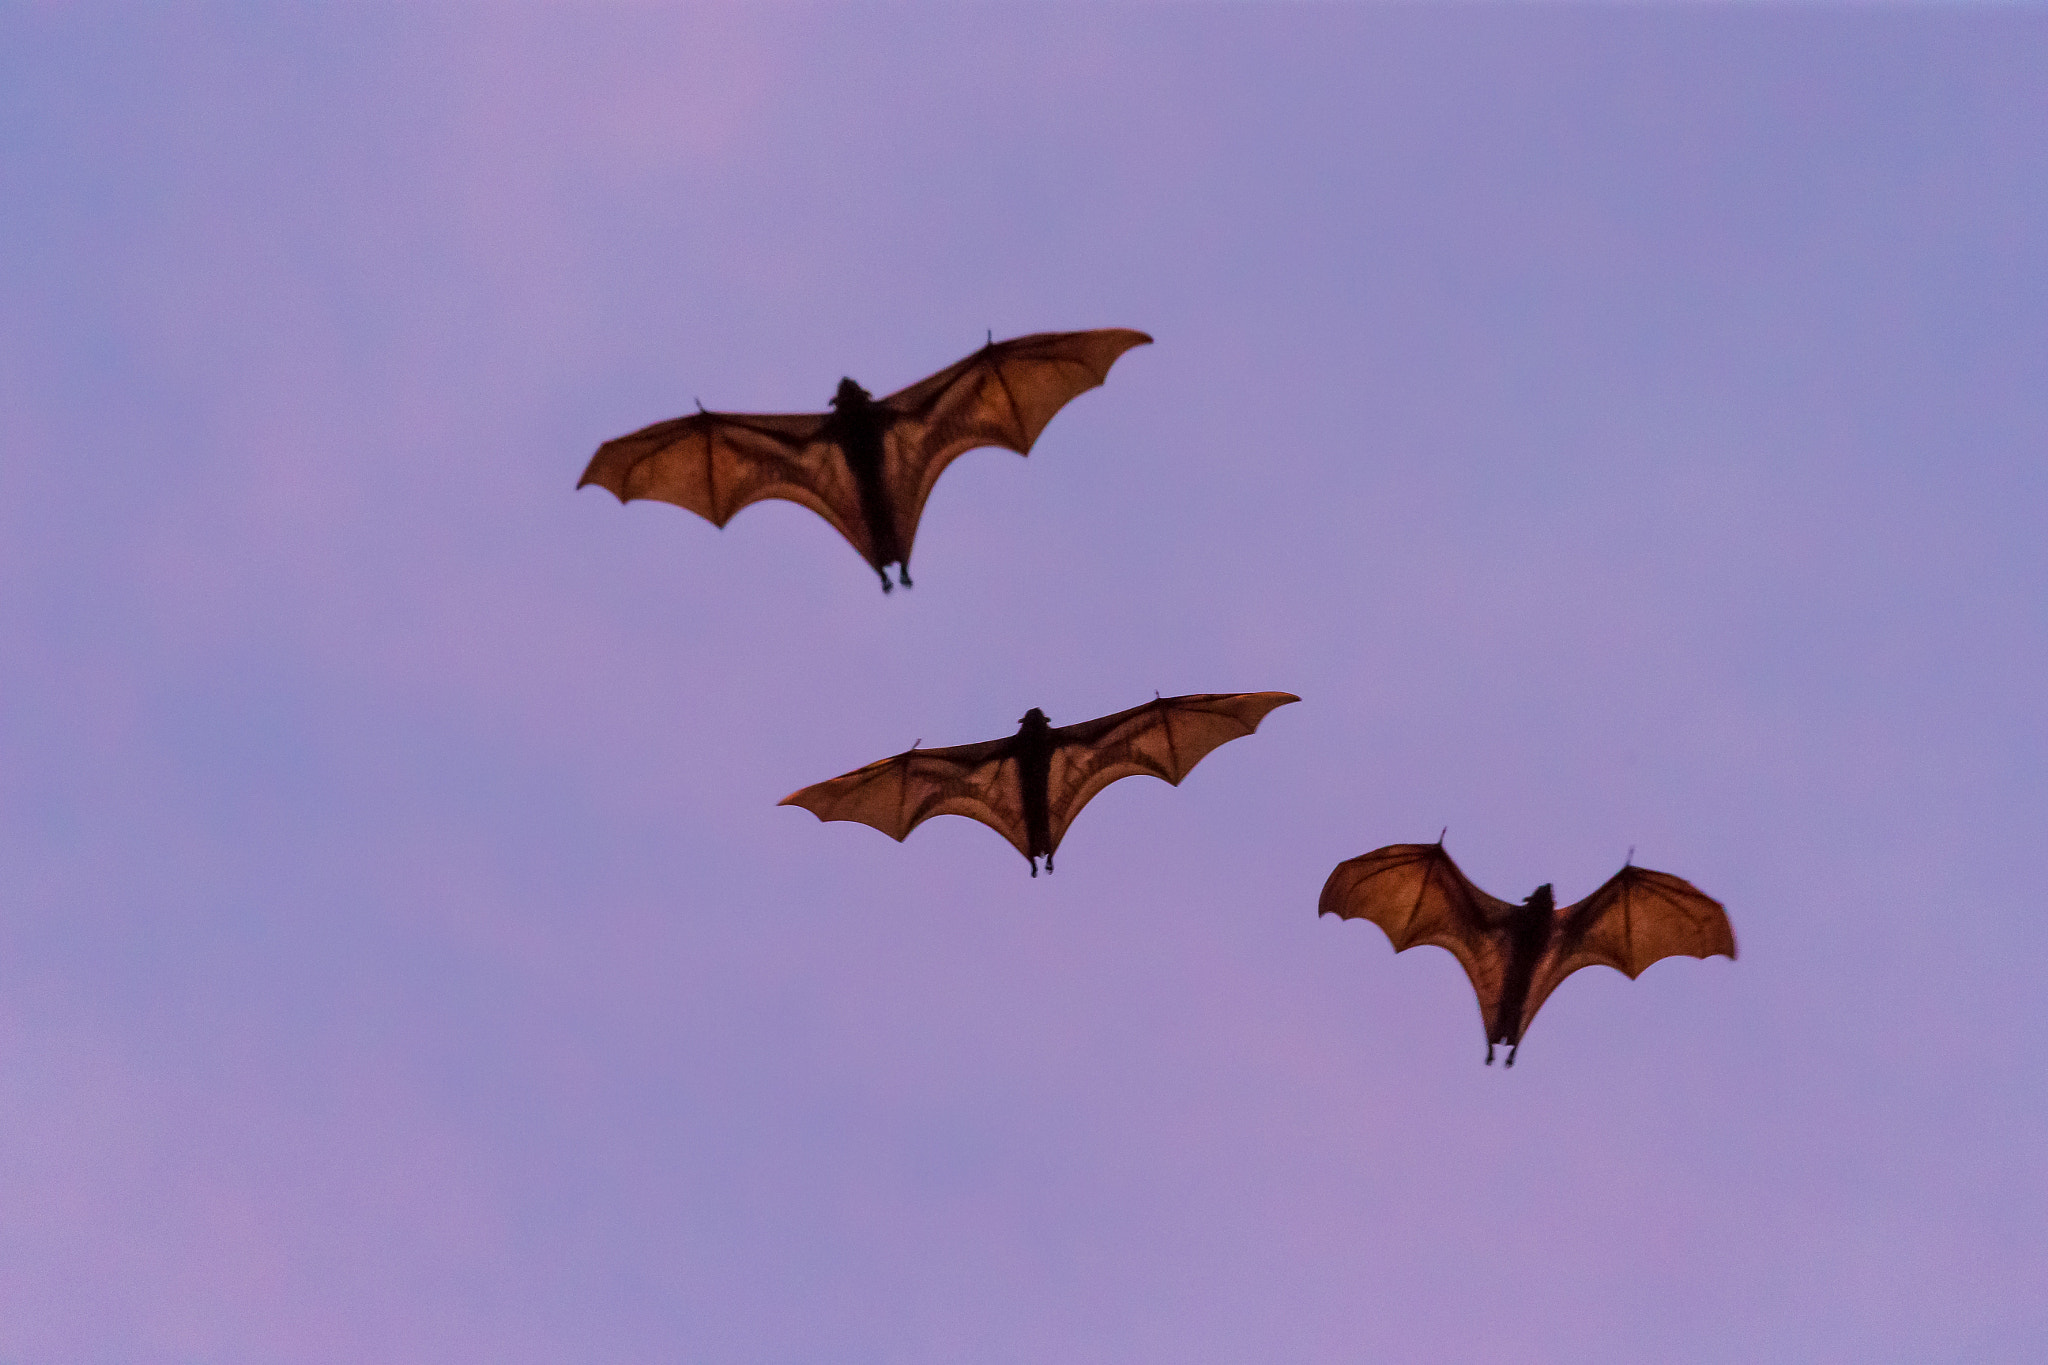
[782, 692, 1298, 875]
[578, 329, 1152, 592]
[1318, 840, 1735, 1065]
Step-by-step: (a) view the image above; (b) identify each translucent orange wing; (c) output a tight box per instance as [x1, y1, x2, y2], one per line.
[778, 736, 1027, 859]
[877, 328, 1151, 562]
[1319, 843, 1520, 1037]
[579, 408, 872, 563]
[1040, 692, 1297, 854]
[1522, 865, 1736, 1028]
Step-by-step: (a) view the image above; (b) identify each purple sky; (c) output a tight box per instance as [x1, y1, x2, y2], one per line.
[3, 5, 2045, 1360]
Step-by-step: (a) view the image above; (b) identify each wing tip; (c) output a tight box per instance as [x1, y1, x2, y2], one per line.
[577, 476, 630, 502]
[1315, 859, 1369, 919]
[778, 789, 847, 827]
[1240, 691, 1301, 729]
[577, 443, 638, 500]
[1100, 328, 1153, 370]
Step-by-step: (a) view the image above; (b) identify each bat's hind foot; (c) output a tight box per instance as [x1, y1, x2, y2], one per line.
[877, 569, 893, 594]
[1485, 1044, 1495, 1066]
[1029, 858, 1039, 877]
[897, 566, 913, 589]
[1505, 1044, 1519, 1068]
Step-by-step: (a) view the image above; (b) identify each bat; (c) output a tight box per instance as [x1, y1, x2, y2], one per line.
[1318, 837, 1735, 1065]
[781, 692, 1299, 875]
[578, 328, 1153, 592]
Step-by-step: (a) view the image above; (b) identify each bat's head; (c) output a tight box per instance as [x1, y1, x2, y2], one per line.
[831, 377, 873, 409]
[1523, 884, 1556, 914]
[1018, 707, 1050, 728]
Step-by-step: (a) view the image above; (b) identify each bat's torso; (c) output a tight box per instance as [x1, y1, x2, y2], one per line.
[1493, 886, 1557, 1045]
[1012, 709, 1057, 870]
[827, 382, 905, 574]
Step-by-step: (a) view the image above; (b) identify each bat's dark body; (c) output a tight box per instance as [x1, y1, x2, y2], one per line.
[1492, 885, 1555, 1054]
[1014, 708, 1057, 864]
[829, 382, 905, 580]
[782, 693, 1299, 874]
[579, 329, 1152, 591]
[1319, 840, 1735, 1065]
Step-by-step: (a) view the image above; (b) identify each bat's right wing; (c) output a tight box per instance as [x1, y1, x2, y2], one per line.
[1318, 843, 1520, 1031]
[578, 409, 875, 564]
[1040, 692, 1299, 855]
[1522, 865, 1735, 1028]
[778, 736, 1030, 859]
[876, 328, 1152, 562]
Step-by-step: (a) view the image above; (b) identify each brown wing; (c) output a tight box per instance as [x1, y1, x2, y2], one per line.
[1521, 865, 1737, 1029]
[1317, 843, 1521, 1039]
[578, 408, 875, 564]
[877, 328, 1152, 562]
[1039, 692, 1297, 855]
[778, 736, 1029, 859]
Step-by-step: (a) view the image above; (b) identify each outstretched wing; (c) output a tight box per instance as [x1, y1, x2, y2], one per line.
[1040, 692, 1297, 855]
[1318, 843, 1521, 1036]
[1522, 865, 1736, 1028]
[778, 736, 1029, 859]
[878, 328, 1152, 561]
[578, 408, 875, 564]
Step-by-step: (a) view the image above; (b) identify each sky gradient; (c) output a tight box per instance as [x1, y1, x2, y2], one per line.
[3, 5, 2045, 1361]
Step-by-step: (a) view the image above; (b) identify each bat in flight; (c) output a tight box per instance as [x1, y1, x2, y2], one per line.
[781, 692, 1299, 875]
[1318, 838, 1735, 1065]
[578, 328, 1152, 592]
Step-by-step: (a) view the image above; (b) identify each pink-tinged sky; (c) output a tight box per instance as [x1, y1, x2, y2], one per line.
[2, 5, 2044, 1361]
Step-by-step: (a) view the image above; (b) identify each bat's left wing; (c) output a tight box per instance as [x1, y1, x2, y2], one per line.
[877, 328, 1152, 562]
[1039, 692, 1298, 855]
[1523, 865, 1736, 1027]
[578, 409, 874, 562]
[778, 736, 1031, 860]
[1317, 842, 1521, 1039]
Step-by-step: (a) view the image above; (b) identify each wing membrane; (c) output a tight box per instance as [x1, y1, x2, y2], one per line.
[1041, 691, 1297, 853]
[879, 329, 1152, 560]
[579, 409, 871, 562]
[1522, 865, 1736, 1026]
[778, 737, 1027, 858]
[1318, 843, 1520, 1035]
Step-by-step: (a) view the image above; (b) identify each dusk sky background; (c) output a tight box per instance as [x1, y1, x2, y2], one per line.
[3, 5, 2045, 1361]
